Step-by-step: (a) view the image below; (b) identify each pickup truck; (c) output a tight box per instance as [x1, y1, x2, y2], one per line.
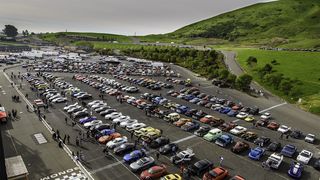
[170, 148, 195, 165]
[264, 153, 283, 169]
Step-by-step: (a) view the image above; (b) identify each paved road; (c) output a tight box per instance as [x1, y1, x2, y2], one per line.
[0, 65, 91, 180]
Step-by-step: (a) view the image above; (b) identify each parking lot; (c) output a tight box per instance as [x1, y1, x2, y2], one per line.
[6, 56, 320, 180]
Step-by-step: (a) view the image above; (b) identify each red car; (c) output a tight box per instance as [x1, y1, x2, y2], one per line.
[267, 121, 280, 130]
[203, 167, 228, 180]
[140, 165, 166, 180]
[219, 122, 236, 131]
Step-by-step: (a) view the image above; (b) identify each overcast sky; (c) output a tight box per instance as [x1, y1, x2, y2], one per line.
[1, 0, 273, 35]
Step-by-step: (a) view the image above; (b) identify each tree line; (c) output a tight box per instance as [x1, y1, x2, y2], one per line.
[97, 46, 253, 91]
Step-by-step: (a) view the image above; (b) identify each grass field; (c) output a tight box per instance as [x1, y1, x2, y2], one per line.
[235, 48, 320, 114]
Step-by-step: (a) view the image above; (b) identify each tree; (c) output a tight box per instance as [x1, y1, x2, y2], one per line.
[279, 79, 294, 95]
[236, 74, 253, 91]
[226, 74, 237, 87]
[263, 64, 273, 73]
[3, 25, 18, 37]
[263, 73, 283, 89]
[218, 69, 229, 80]
[246, 56, 257, 66]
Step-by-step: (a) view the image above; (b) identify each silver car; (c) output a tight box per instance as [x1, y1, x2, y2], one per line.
[129, 156, 155, 172]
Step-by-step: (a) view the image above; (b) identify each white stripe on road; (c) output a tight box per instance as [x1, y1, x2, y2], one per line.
[259, 102, 287, 113]
[173, 134, 196, 144]
[232, 119, 240, 123]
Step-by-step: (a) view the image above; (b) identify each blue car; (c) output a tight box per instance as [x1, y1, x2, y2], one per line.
[123, 150, 145, 163]
[94, 129, 116, 139]
[227, 110, 238, 117]
[176, 105, 189, 114]
[248, 147, 265, 160]
[219, 107, 232, 114]
[181, 121, 200, 131]
[184, 94, 195, 101]
[215, 134, 234, 147]
[281, 144, 297, 157]
[189, 98, 201, 104]
[288, 161, 303, 179]
[79, 116, 97, 124]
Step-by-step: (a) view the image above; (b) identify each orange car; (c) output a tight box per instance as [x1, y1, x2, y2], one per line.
[267, 121, 280, 130]
[200, 115, 220, 124]
[174, 118, 192, 127]
[98, 133, 121, 144]
[203, 167, 228, 180]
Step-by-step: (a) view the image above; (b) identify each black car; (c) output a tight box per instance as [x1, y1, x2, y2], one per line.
[90, 123, 111, 132]
[192, 111, 207, 120]
[149, 137, 170, 148]
[77, 94, 93, 100]
[290, 130, 303, 139]
[100, 109, 117, 116]
[188, 159, 213, 176]
[266, 141, 281, 152]
[159, 143, 178, 154]
[253, 136, 270, 147]
[185, 109, 197, 117]
[249, 107, 260, 115]
[194, 126, 211, 137]
[113, 143, 135, 155]
[72, 111, 89, 119]
[314, 158, 320, 170]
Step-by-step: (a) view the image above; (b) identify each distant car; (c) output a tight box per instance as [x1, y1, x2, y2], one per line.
[231, 141, 250, 154]
[113, 143, 135, 155]
[160, 174, 181, 180]
[149, 137, 170, 149]
[106, 136, 128, 149]
[288, 161, 303, 179]
[52, 97, 67, 103]
[248, 147, 265, 160]
[281, 144, 297, 157]
[83, 120, 102, 128]
[140, 165, 167, 180]
[236, 112, 248, 119]
[230, 175, 246, 180]
[244, 115, 255, 122]
[130, 156, 155, 172]
[173, 118, 192, 127]
[264, 153, 283, 169]
[230, 126, 247, 136]
[105, 112, 122, 120]
[126, 123, 146, 132]
[241, 131, 258, 142]
[305, 134, 315, 144]
[313, 158, 320, 170]
[297, 150, 313, 164]
[203, 167, 228, 180]
[267, 121, 280, 130]
[266, 141, 281, 152]
[98, 133, 121, 144]
[219, 122, 236, 132]
[260, 112, 271, 120]
[290, 130, 303, 139]
[253, 136, 270, 147]
[181, 121, 200, 131]
[277, 125, 291, 134]
[79, 116, 97, 124]
[159, 143, 178, 155]
[227, 110, 238, 117]
[215, 134, 234, 147]
[124, 149, 146, 163]
[170, 148, 194, 165]
[194, 126, 211, 137]
[188, 159, 213, 176]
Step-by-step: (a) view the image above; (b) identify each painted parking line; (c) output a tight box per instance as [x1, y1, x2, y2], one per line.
[259, 102, 287, 113]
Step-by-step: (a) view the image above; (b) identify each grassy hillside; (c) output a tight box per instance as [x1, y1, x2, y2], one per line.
[166, 0, 320, 48]
[235, 48, 320, 114]
[40, 32, 132, 44]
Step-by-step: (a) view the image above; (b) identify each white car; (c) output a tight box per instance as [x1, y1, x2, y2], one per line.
[126, 123, 146, 132]
[106, 137, 128, 149]
[296, 150, 313, 164]
[112, 116, 131, 124]
[120, 119, 138, 128]
[230, 126, 247, 135]
[305, 133, 315, 144]
[260, 112, 271, 120]
[52, 97, 67, 103]
[265, 153, 283, 169]
[64, 102, 78, 111]
[91, 102, 107, 110]
[105, 112, 122, 120]
[87, 100, 103, 107]
[277, 125, 291, 134]
[236, 112, 248, 119]
[67, 105, 82, 113]
[83, 120, 102, 128]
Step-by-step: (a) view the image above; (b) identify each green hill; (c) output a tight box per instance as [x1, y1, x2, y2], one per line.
[165, 0, 320, 48]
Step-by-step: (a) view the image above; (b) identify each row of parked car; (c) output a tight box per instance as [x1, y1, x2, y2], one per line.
[69, 74, 247, 179]
[113, 74, 174, 90]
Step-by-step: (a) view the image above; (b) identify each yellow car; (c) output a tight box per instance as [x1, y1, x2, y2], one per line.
[244, 115, 255, 122]
[134, 127, 156, 137]
[161, 174, 182, 180]
[141, 131, 161, 142]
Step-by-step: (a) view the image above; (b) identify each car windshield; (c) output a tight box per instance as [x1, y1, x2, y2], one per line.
[177, 153, 184, 159]
[208, 171, 218, 177]
[148, 168, 160, 174]
[301, 152, 310, 157]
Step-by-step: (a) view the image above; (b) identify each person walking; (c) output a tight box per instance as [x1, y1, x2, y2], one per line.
[130, 131, 134, 139]
[76, 136, 79, 146]
[63, 135, 66, 144]
[286, 133, 290, 140]
[156, 152, 160, 160]
[280, 132, 284, 139]
[219, 156, 224, 166]
[67, 135, 70, 144]
[65, 117, 68, 125]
